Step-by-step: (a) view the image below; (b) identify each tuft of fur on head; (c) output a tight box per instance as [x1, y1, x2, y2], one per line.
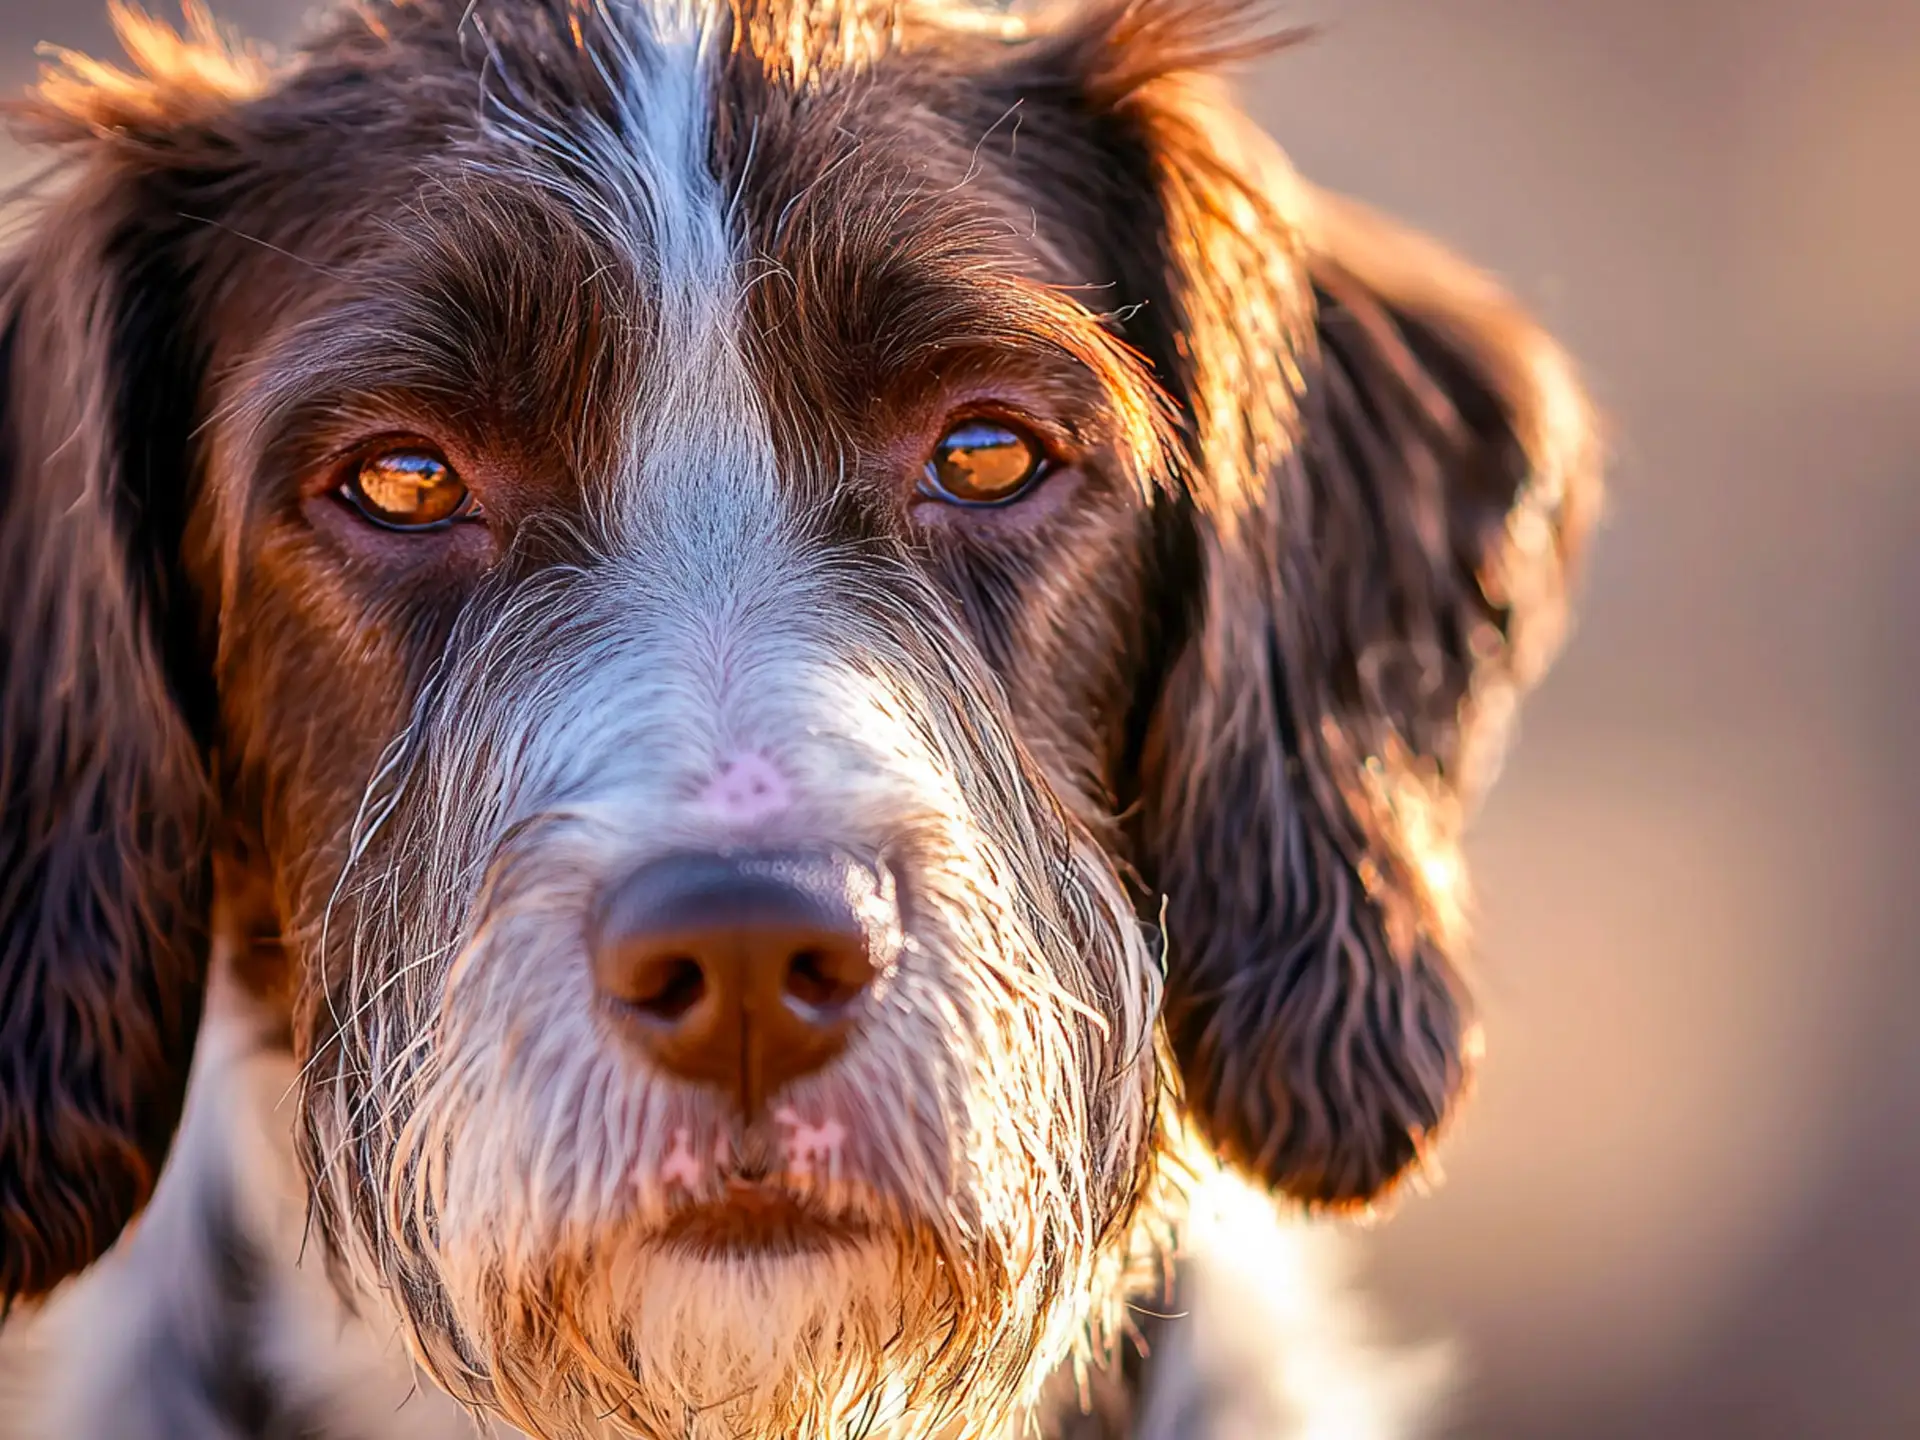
[15, 0, 269, 143]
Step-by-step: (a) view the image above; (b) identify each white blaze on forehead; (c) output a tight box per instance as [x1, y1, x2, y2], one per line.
[585, 0, 781, 541]
[461, 0, 843, 809]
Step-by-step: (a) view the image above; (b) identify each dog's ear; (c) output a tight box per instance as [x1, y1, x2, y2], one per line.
[1143, 167, 1598, 1208]
[0, 5, 265, 1305]
[1005, 10, 1601, 1208]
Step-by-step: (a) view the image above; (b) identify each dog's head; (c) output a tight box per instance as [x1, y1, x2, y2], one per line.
[0, 0, 1597, 1432]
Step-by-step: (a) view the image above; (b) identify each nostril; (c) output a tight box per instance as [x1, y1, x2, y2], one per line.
[625, 954, 707, 1021]
[783, 943, 870, 1013]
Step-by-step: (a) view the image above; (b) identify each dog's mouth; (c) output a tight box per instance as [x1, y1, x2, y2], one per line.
[656, 1178, 872, 1256]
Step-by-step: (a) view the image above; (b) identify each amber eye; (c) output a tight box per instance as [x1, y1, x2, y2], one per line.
[338, 448, 478, 530]
[921, 419, 1049, 506]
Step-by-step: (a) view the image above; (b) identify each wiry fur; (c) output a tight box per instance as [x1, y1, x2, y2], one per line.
[304, 557, 1168, 1437]
[0, 0, 1600, 1435]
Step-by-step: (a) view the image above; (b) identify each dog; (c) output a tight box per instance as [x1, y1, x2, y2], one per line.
[0, 0, 1600, 1435]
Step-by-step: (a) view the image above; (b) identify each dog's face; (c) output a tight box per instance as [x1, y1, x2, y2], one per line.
[0, 0, 1598, 1435]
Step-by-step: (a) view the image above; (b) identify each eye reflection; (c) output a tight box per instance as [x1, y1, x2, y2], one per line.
[338, 448, 478, 531]
[921, 419, 1048, 506]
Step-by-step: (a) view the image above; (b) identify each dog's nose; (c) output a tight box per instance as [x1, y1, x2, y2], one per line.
[591, 850, 892, 1115]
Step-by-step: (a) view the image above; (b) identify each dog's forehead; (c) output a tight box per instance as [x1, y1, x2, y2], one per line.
[304, 0, 1061, 261]
[529, 0, 1079, 287]
[205, 0, 1128, 541]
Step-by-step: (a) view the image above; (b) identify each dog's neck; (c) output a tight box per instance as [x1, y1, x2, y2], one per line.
[3, 958, 1438, 1440]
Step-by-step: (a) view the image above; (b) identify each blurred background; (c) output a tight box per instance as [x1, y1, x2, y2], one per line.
[3, 0, 1916, 1434]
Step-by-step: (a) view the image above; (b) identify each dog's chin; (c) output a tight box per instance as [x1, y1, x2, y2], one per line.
[439, 1213, 979, 1440]
[633, 1231, 918, 1364]
[637, 1239, 971, 1439]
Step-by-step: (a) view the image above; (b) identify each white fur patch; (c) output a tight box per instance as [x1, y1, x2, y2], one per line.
[1135, 1169, 1454, 1440]
[1, 972, 496, 1440]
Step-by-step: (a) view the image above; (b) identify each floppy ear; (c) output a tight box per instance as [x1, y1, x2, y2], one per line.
[0, 4, 262, 1304]
[1028, 27, 1601, 1207]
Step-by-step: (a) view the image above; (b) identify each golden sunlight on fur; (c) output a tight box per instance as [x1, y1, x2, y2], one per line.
[0, 0, 1599, 1434]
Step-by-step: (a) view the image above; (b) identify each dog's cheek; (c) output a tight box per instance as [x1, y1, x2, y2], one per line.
[930, 491, 1162, 801]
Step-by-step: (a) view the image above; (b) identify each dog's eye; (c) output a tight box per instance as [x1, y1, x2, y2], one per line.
[921, 419, 1048, 506]
[338, 448, 479, 530]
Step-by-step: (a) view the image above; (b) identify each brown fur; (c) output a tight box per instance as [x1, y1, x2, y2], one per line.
[0, 1, 1598, 1432]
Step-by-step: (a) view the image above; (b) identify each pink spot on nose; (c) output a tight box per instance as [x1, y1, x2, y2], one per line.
[697, 751, 793, 825]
